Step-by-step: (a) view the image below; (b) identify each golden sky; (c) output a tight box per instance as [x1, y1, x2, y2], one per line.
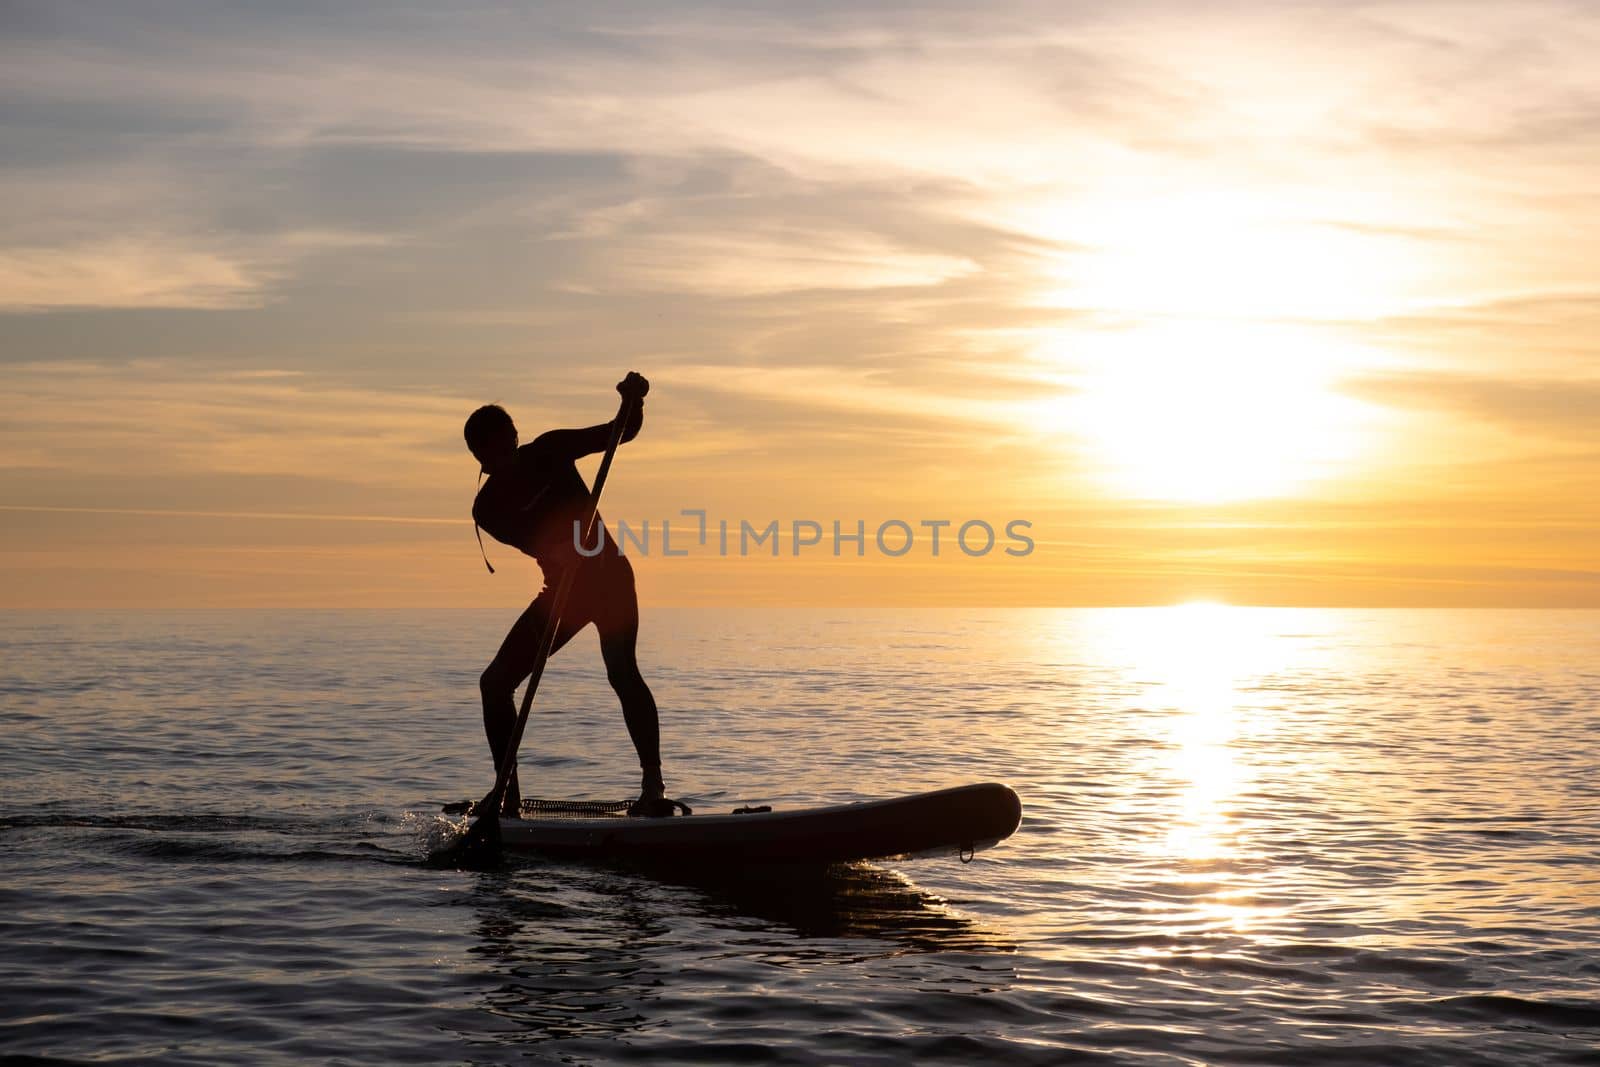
[2, 1, 1598, 607]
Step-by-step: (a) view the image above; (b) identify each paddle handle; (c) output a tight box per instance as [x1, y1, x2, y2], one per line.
[482, 391, 638, 812]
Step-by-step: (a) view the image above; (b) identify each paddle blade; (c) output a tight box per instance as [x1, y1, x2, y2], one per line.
[430, 809, 503, 870]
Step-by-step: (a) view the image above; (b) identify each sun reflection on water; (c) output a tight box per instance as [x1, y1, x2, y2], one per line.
[1061, 603, 1318, 943]
[1146, 602, 1254, 863]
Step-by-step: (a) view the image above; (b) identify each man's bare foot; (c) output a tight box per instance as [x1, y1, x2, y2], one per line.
[473, 787, 521, 819]
[629, 770, 672, 817]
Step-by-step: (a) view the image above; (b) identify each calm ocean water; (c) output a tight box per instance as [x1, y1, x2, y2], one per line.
[2, 606, 1598, 1065]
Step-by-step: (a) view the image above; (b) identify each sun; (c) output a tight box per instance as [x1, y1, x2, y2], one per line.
[1011, 181, 1418, 503]
[1060, 321, 1378, 503]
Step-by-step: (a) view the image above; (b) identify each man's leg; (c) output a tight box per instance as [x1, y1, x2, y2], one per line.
[594, 557, 663, 799]
[479, 587, 589, 816]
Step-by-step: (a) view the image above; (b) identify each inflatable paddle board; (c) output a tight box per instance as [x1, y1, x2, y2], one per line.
[447, 782, 1021, 865]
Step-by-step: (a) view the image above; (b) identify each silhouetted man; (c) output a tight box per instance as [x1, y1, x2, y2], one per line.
[464, 371, 665, 817]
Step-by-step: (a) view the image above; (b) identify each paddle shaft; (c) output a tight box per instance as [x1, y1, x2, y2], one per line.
[481, 392, 638, 814]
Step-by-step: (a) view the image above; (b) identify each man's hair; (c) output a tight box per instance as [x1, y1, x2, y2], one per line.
[464, 404, 515, 449]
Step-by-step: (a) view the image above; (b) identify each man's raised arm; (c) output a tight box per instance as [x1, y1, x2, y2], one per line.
[531, 372, 648, 460]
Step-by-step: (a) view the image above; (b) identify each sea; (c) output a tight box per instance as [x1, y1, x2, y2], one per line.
[2, 607, 1598, 1066]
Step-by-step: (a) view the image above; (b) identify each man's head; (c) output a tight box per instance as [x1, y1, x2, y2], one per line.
[464, 404, 517, 474]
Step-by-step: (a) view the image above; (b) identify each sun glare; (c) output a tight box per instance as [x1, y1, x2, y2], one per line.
[1037, 187, 1428, 321]
[1011, 182, 1416, 505]
[1055, 322, 1379, 503]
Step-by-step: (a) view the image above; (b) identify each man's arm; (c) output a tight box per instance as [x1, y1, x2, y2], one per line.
[530, 373, 648, 461]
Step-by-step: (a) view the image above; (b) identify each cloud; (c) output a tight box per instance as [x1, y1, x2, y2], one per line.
[0, 359, 471, 482]
[0, 240, 263, 311]
[668, 360, 1048, 428]
[1344, 371, 1600, 442]
[0, 230, 390, 311]
[0, 503, 458, 526]
[4, 0, 1598, 321]
[610, 228, 980, 295]
[1350, 291, 1600, 380]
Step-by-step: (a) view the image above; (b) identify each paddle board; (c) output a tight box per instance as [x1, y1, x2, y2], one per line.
[449, 782, 1021, 865]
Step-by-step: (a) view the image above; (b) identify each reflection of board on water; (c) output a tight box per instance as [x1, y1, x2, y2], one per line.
[440, 783, 1022, 867]
[454, 858, 1021, 1047]
[464, 852, 1018, 966]
[680, 861, 1018, 949]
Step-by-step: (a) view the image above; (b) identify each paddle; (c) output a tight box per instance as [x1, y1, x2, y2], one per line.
[446, 389, 640, 868]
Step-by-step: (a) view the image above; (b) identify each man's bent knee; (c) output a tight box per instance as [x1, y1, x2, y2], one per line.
[480, 664, 515, 702]
[606, 662, 644, 693]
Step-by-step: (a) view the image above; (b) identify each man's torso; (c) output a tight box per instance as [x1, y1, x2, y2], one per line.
[473, 442, 614, 569]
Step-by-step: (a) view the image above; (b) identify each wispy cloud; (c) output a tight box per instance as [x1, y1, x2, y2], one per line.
[0, 240, 261, 311]
[1345, 372, 1600, 442]
[0, 503, 458, 525]
[0, 359, 470, 481]
[0, 230, 389, 311]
